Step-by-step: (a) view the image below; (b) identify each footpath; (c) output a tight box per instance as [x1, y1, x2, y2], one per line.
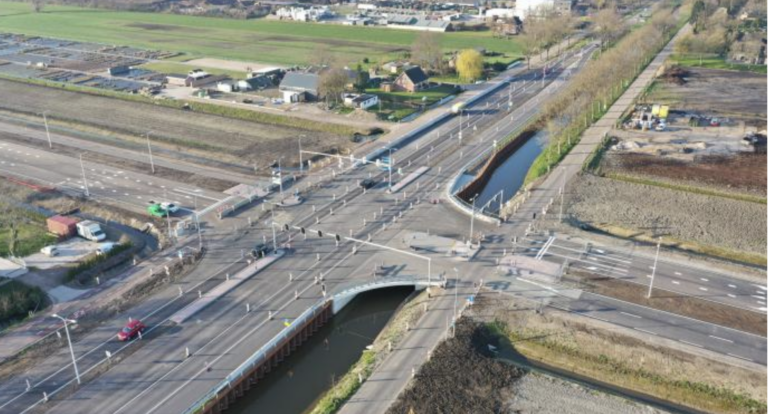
[513, 24, 692, 224]
[0, 236, 196, 362]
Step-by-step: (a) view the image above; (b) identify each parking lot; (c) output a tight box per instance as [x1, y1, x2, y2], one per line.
[23, 237, 102, 271]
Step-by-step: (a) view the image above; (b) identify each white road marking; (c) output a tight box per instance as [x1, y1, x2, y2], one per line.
[727, 353, 753, 362]
[679, 340, 703, 348]
[674, 271, 682, 276]
[700, 278, 709, 282]
[635, 328, 657, 336]
[671, 280, 680, 285]
[751, 295, 764, 299]
[753, 284, 767, 291]
[620, 312, 642, 319]
[727, 294, 736, 298]
[699, 287, 708, 291]
[728, 284, 738, 288]
[709, 335, 734, 343]
[587, 266, 598, 271]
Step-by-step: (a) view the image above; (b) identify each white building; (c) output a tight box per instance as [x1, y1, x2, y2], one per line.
[275, 6, 333, 22]
[484, 8, 516, 18]
[515, 0, 572, 20]
[343, 93, 379, 110]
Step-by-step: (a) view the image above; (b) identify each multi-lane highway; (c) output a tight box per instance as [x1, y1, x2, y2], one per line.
[0, 32, 762, 414]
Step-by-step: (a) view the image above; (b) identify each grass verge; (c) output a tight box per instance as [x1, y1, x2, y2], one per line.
[670, 53, 767, 74]
[604, 172, 767, 204]
[490, 319, 767, 414]
[0, 202, 57, 258]
[587, 222, 767, 267]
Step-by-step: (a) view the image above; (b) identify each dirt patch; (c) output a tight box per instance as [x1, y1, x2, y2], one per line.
[566, 175, 767, 255]
[124, 23, 194, 32]
[649, 67, 767, 119]
[566, 269, 767, 336]
[602, 152, 767, 196]
[0, 78, 350, 173]
[387, 319, 524, 414]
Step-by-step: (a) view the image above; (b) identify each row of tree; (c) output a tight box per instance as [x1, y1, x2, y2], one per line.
[525, 1, 680, 182]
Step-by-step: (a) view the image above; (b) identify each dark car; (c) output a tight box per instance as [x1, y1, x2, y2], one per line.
[360, 178, 377, 189]
[250, 243, 270, 258]
[117, 319, 146, 341]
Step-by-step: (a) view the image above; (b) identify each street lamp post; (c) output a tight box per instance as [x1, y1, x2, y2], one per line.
[78, 153, 90, 197]
[452, 268, 459, 337]
[468, 195, 477, 245]
[298, 135, 304, 174]
[52, 314, 80, 385]
[42, 111, 52, 149]
[647, 237, 662, 298]
[145, 131, 155, 174]
[387, 148, 394, 189]
[278, 158, 284, 195]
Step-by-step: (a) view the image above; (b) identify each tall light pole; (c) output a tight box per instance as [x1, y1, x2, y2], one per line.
[52, 314, 80, 385]
[145, 131, 155, 174]
[468, 195, 477, 246]
[647, 237, 662, 298]
[79, 153, 90, 197]
[277, 158, 284, 195]
[42, 111, 52, 149]
[386, 148, 394, 189]
[271, 208, 277, 252]
[452, 267, 459, 337]
[298, 135, 304, 174]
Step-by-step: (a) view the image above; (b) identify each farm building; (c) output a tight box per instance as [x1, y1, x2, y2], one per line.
[343, 93, 379, 109]
[279, 72, 320, 102]
[393, 66, 429, 92]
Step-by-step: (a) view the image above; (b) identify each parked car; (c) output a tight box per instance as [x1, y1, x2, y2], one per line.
[117, 319, 146, 341]
[359, 178, 377, 189]
[40, 246, 59, 257]
[655, 122, 666, 131]
[710, 118, 721, 127]
[243, 98, 253, 104]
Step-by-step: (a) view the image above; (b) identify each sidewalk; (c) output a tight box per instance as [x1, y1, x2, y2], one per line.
[514, 24, 692, 225]
[0, 236, 196, 361]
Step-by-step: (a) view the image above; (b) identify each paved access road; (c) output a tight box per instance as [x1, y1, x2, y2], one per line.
[0, 139, 228, 215]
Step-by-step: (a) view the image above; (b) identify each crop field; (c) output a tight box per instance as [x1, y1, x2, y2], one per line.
[0, 2, 521, 65]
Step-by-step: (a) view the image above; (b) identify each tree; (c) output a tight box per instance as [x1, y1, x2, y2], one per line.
[319, 66, 349, 105]
[354, 63, 370, 92]
[31, 0, 44, 12]
[593, 8, 625, 50]
[456, 49, 483, 82]
[411, 32, 444, 74]
[310, 44, 333, 68]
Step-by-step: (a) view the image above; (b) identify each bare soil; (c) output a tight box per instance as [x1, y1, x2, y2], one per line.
[566, 269, 767, 337]
[386, 319, 524, 414]
[649, 67, 767, 120]
[566, 175, 767, 255]
[602, 152, 767, 196]
[0, 79, 351, 172]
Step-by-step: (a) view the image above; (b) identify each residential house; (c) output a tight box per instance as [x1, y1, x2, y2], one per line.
[238, 75, 272, 91]
[279, 72, 320, 102]
[217, 80, 237, 93]
[275, 6, 333, 21]
[393, 66, 429, 92]
[343, 93, 379, 110]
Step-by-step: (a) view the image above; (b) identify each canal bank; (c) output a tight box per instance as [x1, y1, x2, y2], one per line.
[226, 287, 415, 414]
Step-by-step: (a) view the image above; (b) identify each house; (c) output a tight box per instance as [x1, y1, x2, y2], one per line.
[393, 66, 429, 92]
[382, 61, 407, 74]
[165, 73, 187, 86]
[186, 73, 229, 88]
[238, 75, 272, 91]
[275, 6, 333, 22]
[279, 72, 320, 102]
[343, 93, 379, 110]
[217, 81, 237, 93]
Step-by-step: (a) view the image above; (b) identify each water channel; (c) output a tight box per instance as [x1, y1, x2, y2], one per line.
[473, 131, 548, 213]
[227, 287, 414, 414]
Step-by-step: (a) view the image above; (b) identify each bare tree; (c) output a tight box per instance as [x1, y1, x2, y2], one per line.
[411, 32, 445, 74]
[319, 66, 349, 105]
[593, 8, 625, 50]
[31, 0, 44, 12]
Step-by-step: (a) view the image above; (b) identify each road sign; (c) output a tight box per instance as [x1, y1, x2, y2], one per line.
[466, 295, 475, 305]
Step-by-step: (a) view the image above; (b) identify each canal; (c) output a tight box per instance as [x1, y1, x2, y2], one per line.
[473, 131, 548, 213]
[227, 287, 414, 414]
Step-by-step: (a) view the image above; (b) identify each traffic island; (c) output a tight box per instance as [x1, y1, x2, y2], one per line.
[401, 232, 481, 262]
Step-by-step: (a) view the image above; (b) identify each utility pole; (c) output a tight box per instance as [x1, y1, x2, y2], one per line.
[42, 111, 52, 149]
[298, 135, 304, 174]
[278, 158, 284, 195]
[79, 153, 90, 197]
[145, 131, 155, 174]
[52, 314, 80, 385]
[271, 208, 278, 252]
[469, 195, 477, 245]
[387, 148, 393, 189]
[453, 268, 459, 337]
[647, 237, 662, 298]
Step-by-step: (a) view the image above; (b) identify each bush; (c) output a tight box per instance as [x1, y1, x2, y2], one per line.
[0, 280, 47, 326]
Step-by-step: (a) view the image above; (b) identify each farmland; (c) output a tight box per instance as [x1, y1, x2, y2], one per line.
[0, 2, 521, 66]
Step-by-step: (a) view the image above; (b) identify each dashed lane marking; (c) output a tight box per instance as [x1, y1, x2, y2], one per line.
[709, 335, 734, 343]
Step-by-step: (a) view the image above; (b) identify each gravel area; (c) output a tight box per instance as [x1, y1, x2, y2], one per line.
[567, 175, 767, 254]
[508, 372, 668, 414]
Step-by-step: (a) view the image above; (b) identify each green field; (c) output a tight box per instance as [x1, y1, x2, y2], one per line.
[0, 2, 521, 65]
[671, 53, 767, 74]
